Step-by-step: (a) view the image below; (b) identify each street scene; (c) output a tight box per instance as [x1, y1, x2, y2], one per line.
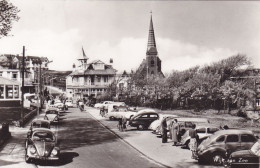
[1, 0, 260, 168]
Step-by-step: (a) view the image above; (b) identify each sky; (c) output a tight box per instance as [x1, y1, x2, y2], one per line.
[1, 0, 260, 74]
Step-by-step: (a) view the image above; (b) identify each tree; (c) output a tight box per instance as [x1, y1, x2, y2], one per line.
[0, 0, 19, 38]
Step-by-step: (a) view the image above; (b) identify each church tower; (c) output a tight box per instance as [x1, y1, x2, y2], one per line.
[146, 14, 163, 77]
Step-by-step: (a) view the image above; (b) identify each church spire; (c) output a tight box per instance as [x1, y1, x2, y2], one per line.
[147, 13, 158, 55]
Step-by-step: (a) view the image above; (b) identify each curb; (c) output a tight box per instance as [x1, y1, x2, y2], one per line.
[86, 109, 172, 168]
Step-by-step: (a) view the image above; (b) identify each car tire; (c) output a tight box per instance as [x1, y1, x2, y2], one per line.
[185, 140, 190, 149]
[109, 117, 114, 121]
[211, 152, 224, 166]
[137, 125, 145, 130]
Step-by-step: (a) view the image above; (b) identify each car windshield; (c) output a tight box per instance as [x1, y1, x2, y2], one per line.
[32, 122, 49, 129]
[251, 141, 260, 156]
[46, 110, 58, 114]
[32, 132, 55, 142]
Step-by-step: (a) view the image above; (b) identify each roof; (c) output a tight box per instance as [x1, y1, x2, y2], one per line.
[31, 128, 53, 133]
[213, 129, 253, 136]
[0, 77, 20, 85]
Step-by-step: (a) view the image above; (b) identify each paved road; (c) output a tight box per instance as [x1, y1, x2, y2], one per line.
[0, 107, 164, 168]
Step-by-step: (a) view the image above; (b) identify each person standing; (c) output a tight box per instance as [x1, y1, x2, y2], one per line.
[171, 119, 180, 146]
[122, 115, 127, 132]
[118, 116, 123, 132]
[161, 117, 168, 143]
[189, 124, 198, 159]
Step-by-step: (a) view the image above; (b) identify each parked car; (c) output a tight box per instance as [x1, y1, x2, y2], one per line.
[180, 124, 220, 148]
[128, 110, 159, 130]
[197, 129, 257, 165]
[227, 140, 260, 168]
[106, 105, 137, 120]
[149, 114, 178, 133]
[94, 101, 114, 108]
[155, 117, 209, 137]
[44, 109, 59, 123]
[65, 99, 73, 107]
[25, 128, 59, 163]
[27, 119, 51, 138]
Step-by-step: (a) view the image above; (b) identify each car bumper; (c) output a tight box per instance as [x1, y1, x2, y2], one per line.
[32, 156, 59, 161]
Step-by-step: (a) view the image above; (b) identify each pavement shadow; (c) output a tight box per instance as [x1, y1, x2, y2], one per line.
[35, 152, 79, 166]
[57, 117, 120, 151]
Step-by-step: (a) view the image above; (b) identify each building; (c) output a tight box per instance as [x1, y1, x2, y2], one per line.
[0, 54, 51, 107]
[66, 50, 117, 99]
[136, 15, 164, 78]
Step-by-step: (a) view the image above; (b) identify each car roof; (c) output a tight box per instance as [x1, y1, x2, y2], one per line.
[213, 129, 253, 136]
[31, 119, 50, 124]
[137, 109, 156, 114]
[32, 128, 54, 133]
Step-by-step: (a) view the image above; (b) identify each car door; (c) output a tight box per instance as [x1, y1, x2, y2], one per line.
[240, 134, 257, 150]
[225, 134, 240, 153]
[138, 114, 150, 126]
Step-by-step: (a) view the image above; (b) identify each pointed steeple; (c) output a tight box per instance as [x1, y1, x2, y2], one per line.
[146, 13, 158, 55]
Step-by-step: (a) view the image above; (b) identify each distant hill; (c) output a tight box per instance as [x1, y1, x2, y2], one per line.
[44, 70, 72, 91]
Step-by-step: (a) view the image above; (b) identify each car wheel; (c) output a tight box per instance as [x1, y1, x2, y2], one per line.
[138, 125, 144, 130]
[185, 140, 190, 149]
[212, 152, 224, 166]
[109, 117, 114, 121]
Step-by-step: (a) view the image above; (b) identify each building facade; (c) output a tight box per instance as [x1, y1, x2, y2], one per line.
[66, 54, 116, 99]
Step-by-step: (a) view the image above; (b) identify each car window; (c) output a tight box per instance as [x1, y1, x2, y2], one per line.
[150, 114, 158, 118]
[207, 127, 219, 134]
[196, 128, 206, 133]
[241, 134, 256, 142]
[216, 136, 225, 143]
[226, 135, 239, 143]
[140, 114, 149, 118]
[185, 122, 193, 127]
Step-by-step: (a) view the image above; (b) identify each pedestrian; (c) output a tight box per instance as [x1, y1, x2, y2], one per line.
[171, 119, 180, 146]
[122, 115, 127, 132]
[189, 124, 198, 159]
[79, 100, 84, 112]
[100, 106, 105, 117]
[118, 116, 123, 132]
[161, 117, 168, 143]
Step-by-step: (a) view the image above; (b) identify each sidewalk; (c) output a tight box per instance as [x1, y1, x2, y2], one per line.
[85, 106, 213, 168]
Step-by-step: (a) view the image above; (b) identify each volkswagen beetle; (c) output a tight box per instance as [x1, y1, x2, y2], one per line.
[25, 128, 59, 163]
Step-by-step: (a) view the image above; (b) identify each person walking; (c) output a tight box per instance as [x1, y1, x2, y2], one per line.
[161, 117, 168, 143]
[122, 115, 127, 132]
[118, 116, 123, 132]
[171, 119, 180, 146]
[189, 124, 198, 159]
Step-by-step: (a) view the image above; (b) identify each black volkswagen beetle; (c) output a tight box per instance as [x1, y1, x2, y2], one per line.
[227, 140, 260, 168]
[25, 128, 59, 163]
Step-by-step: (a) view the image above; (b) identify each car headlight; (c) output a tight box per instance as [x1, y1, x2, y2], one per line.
[51, 148, 58, 155]
[29, 147, 36, 154]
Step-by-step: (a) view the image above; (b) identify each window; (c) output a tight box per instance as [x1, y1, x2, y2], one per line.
[104, 76, 108, 83]
[14, 86, 19, 98]
[151, 59, 155, 67]
[216, 136, 225, 143]
[139, 114, 148, 118]
[0, 72, 2, 76]
[226, 135, 239, 143]
[241, 134, 256, 142]
[12, 73, 17, 79]
[150, 114, 158, 118]
[0, 85, 4, 99]
[97, 76, 101, 82]
[6, 85, 13, 99]
[91, 76, 95, 85]
[196, 128, 206, 134]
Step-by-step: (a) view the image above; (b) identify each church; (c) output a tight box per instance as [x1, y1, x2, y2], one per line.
[136, 15, 164, 78]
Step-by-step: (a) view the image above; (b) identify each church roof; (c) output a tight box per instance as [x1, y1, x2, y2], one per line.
[146, 15, 158, 55]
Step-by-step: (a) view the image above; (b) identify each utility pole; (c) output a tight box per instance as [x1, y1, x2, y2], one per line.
[20, 46, 25, 127]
